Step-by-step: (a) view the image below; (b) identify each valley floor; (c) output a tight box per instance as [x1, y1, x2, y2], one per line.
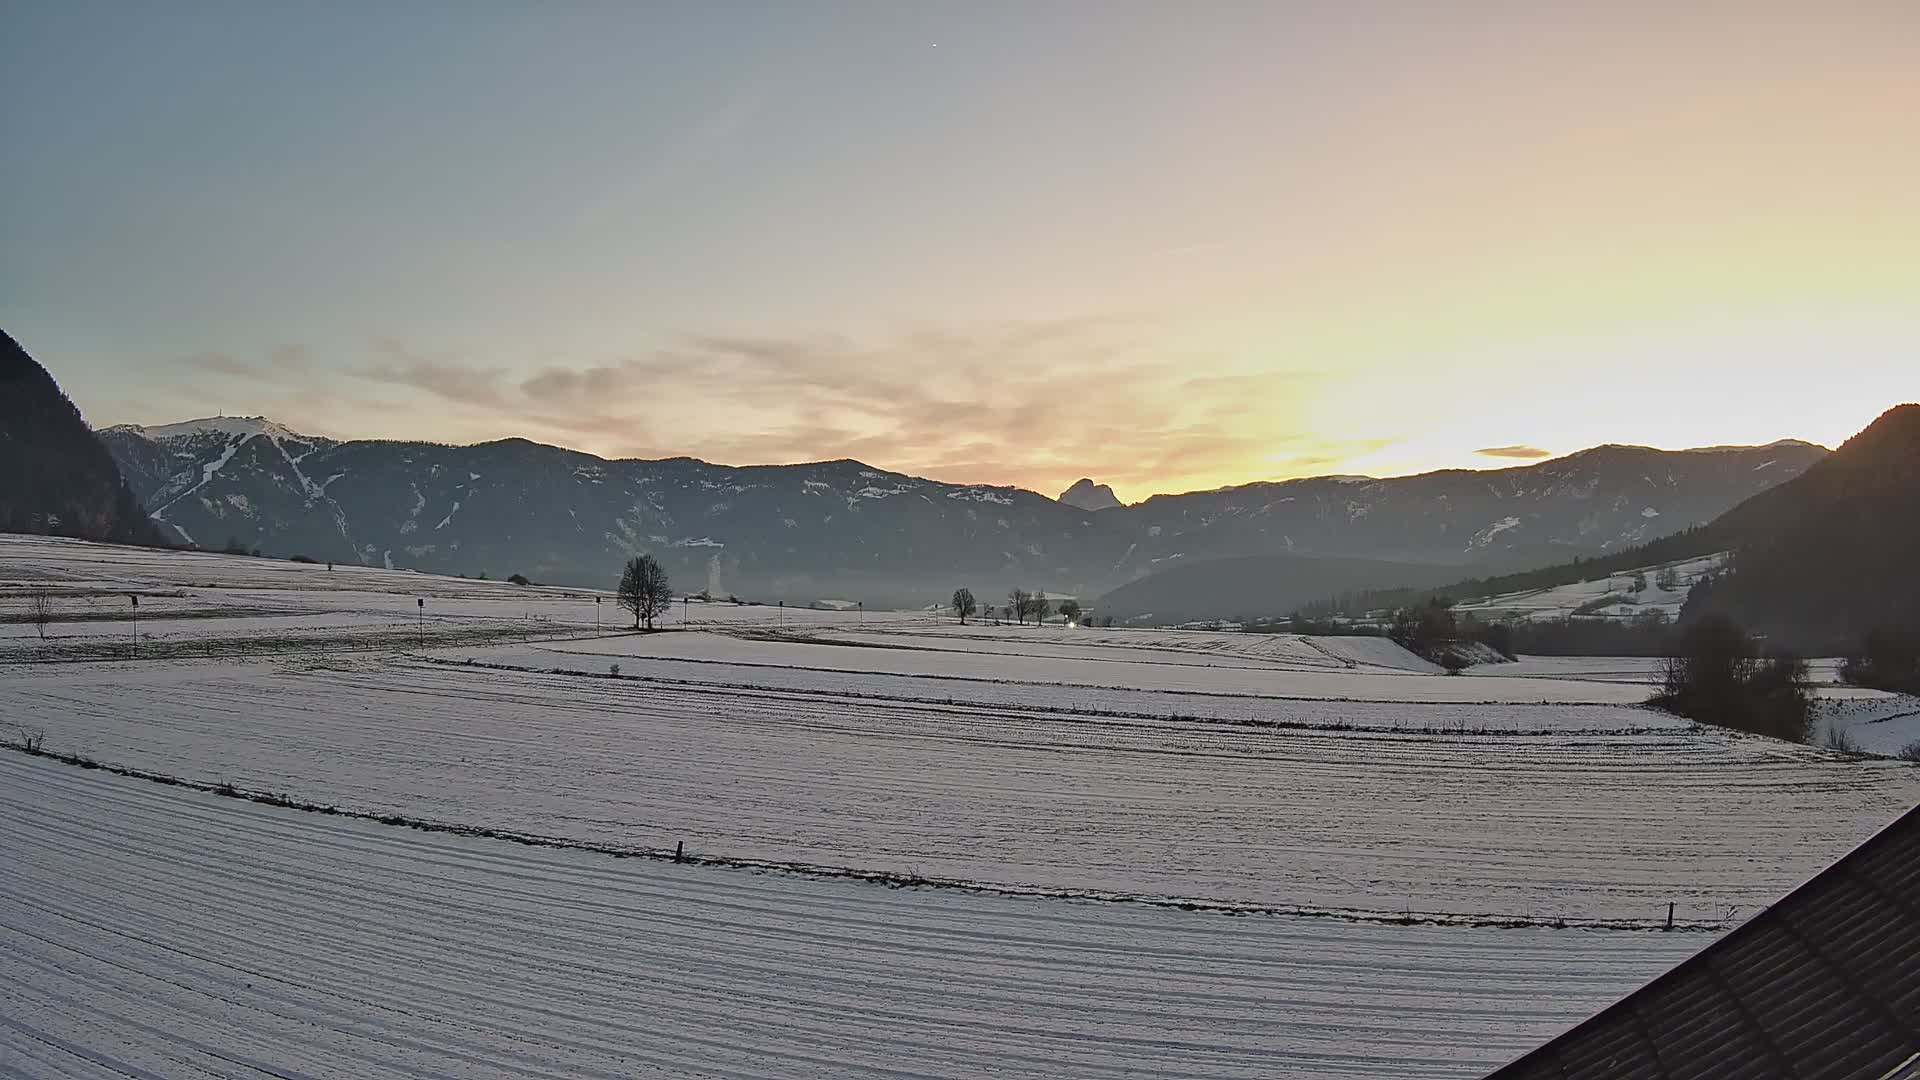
[3, 534, 1917, 1077]
[0, 752, 1708, 1080]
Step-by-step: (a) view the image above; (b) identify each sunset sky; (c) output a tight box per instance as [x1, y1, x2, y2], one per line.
[4, 2, 1916, 501]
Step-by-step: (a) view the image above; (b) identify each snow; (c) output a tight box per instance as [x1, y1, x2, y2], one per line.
[855, 483, 916, 500]
[3, 532, 1916, 1076]
[434, 499, 461, 530]
[110, 415, 306, 442]
[1469, 515, 1523, 549]
[1816, 694, 1920, 757]
[946, 488, 1015, 505]
[151, 430, 250, 515]
[0, 751, 1714, 1079]
[1452, 553, 1724, 624]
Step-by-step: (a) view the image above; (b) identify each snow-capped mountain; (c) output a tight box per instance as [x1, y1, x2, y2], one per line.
[98, 417, 1826, 604]
[100, 418, 1110, 603]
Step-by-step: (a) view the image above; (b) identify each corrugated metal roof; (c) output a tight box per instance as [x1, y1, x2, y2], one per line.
[1485, 802, 1920, 1080]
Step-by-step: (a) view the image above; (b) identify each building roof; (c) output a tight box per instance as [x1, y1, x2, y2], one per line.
[1485, 801, 1920, 1080]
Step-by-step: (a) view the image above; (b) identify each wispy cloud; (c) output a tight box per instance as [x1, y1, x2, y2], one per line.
[1474, 444, 1553, 460]
[176, 345, 311, 380]
[352, 341, 507, 408]
[148, 322, 1350, 498]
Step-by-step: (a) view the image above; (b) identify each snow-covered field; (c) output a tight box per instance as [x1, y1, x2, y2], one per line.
[1481, 654, 1920, 757]
[510, 631, 1657, 704]
[0, 752, 1712, 1080]
[1450, 553, 1725, 623]
[4, 534, 1918, 1077]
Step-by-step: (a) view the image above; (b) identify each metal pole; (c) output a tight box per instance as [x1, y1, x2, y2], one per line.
[129, 594, 138, 657]
[417, 597, 424, 649]
[596, 596, 602, 634]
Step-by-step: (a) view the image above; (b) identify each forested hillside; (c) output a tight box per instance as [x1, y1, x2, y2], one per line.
[0, 330, 166, 547]
[1681, 404, 1920, 651]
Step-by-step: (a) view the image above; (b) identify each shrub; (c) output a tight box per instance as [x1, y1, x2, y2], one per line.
[1573, 593, 1635, 616]
[1838, 627, 1920, 695]
[1650, 616, 1812, 743]
[1823, 724, 1862, 754]
[1897, 741, 1920, 763]
[289, 554, 319, 564]
[609, 663, 621, 677]
[1389, 599, 1456, 657]
[1465, 618, 1517, 661]
[508, 573, 531, 586]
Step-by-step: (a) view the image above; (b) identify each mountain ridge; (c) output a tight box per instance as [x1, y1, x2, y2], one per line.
[110, 414, 1827, 503]
[96, 413, 1826, 605]
[1680, 403, 1920, 650]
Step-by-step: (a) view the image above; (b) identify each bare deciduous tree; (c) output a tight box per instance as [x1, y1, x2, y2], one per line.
[27, 590, 52, 641]
[618, 555, 673, 630]
[1008, 588, 1030, 626]
[1057, 599, 1082, 625]
[951, 588, 977, 624]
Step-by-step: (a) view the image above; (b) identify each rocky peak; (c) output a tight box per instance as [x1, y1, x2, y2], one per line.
[1059, 478, 1122, 512]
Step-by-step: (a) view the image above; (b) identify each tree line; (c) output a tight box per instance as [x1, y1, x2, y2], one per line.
[950, 587, 1097, 626]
